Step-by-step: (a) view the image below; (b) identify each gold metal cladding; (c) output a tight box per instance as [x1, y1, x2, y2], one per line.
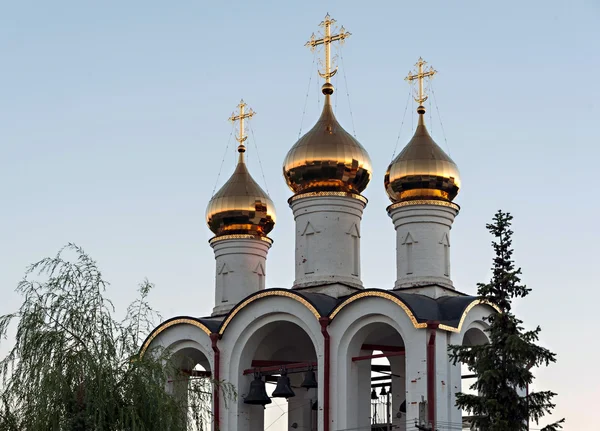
[218, 291, 321, 336]
[405, 57, 437, 107]
[229, 99, 256, 147]
[386, 58, 460, 204]
[385, 114, 460, 203]
[283, 99, 372, 194]
[330, 293, 499, 333]
[329, 291, 428, 329]
[207, 100, 275, 237]
[387, 199, 460, 212]
[206, 160, 276, 236]
[209, 234, 273, 246]
[284, 15, 369, 195]
[288, 190, 368, 204]
[305, 13, 351, 85]
[438, 299, 501, 333]
[140, 318, 212, 358]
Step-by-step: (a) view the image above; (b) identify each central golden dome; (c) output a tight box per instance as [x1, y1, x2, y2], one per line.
[206, 150, 275, 238]
[283, 89, 372, 195]
[385, 108, 460, 203]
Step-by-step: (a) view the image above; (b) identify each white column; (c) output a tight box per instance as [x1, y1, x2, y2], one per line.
[289, 192, 367, 289]
[444, 331, 464, 430]
[357, 358, 372, 428]
[390, 355, 407, 431]
[210, 236, 272, 316]
[404, 335, 428, 428]
[288, 374, 317, 430]
[433, 329, 454, 429]
[387, 201, 459, 289]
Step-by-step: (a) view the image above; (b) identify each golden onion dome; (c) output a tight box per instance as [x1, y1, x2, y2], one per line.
[385, 106, 460, 202]
[206, 148, 275, 238]
[283, 85, 372, 195]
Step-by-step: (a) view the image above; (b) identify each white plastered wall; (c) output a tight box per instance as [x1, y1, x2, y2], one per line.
[211, 237, 272, 316]
[328, 296, 427, 431]
[218, 296, 323, 431]
[290, 194, 366, 289]
[388, 203, 458, 291]
[444, 304, 493, 428]
[145, 323, 215, 429]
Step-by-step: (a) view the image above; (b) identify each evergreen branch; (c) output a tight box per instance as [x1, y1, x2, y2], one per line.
[448, 210, 564, 430]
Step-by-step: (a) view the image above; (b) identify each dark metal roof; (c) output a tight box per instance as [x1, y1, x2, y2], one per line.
[435, 295, 486, 328]
[142, 287, 495, 353]
[333, 288, 493, 329]
[389, 291, 440, 323]
[197, 317, 222, 333]
[297, 291, 341, 316]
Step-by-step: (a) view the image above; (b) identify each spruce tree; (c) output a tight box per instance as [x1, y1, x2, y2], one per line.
[449, 211, 564, 431]
[0, 244, 234, 431]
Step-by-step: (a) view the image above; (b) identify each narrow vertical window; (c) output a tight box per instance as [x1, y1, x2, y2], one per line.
[222, 273, 229, 302]
[305, 232, 314, 274]
[440, 232, 451, 277]
[444, 243, 450, 276]
[302, 221, 317, 275]
[254, 262, 265, 291]
[402, 232, 416, 275]
[218, 262, 231, 303]
[406, 242, 413, 275]
[347, 223, 360, 276]
[352, 234, 359, 276]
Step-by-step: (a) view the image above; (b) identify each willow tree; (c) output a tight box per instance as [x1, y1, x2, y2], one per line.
[450, 211, 564, 431]
[0, 244, 233, 431]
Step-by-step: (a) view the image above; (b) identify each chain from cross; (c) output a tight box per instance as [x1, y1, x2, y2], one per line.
[305, 13, 351, 83]
[405, 57, 437, 106]
[229, 100, 256, 151]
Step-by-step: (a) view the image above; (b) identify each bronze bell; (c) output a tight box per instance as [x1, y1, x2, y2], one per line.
[244, 374, 272, 406]
[271, 370, 295, 399]
[301, 368, 318, 389]
[371, 389, 378, 400]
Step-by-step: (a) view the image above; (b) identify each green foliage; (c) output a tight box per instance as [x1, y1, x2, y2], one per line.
[0, 244, 234, 431]
[449, 211, 564, 431]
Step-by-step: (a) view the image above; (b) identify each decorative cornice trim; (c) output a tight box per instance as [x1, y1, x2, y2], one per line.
[218, 290, 321, 336]
[387, 199, 460, 213]
[329, 290, 427, 329]
[289, 191, 368, 205]
[209, 234, 273, 246]
[438, 299, 501, 333]
[329, 292, 500, 333]
[140, 317, 212, 358]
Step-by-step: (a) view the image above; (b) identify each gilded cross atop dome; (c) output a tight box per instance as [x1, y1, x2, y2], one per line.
[206, 100, 275, 239]
[405, 57, 437, 110]
[229, 99, 256, 151]
[284, 14, 370, 196]
[305, 13, 351, 94]
[385, 58, 460, 204]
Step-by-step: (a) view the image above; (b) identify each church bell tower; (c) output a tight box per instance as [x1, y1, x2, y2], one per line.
[385, 58, 461, 294]
[283, 15, 372, 291]
[206, 101, 276, 315]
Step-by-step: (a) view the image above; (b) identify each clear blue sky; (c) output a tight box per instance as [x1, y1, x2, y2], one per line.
[1, 1, 598, 429]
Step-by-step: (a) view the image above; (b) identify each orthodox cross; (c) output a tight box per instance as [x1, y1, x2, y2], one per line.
[305, 13, 351, 84]
[405, 57, 437, 105]
[229, 99, 256, 151]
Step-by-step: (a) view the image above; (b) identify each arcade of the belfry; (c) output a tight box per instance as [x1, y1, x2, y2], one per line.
[141, 14, 497, 431]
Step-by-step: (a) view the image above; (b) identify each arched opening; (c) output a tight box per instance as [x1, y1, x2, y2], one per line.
[370, 350, 393, 429]
[169, 347, 213, 430]
[237, 319, 319, 431]
[341, 321, 407, 431]
[459, 326, 489, 429]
